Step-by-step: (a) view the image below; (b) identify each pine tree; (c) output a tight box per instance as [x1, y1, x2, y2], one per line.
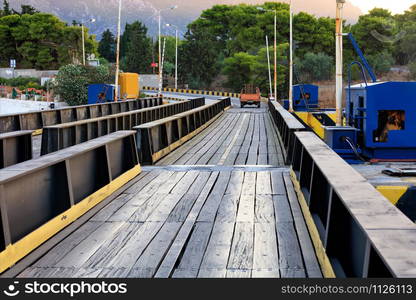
[21, 5, 39, 15]
[121, 21, 152, 73]
[3, 0, 11, 16]
[98, 29, 116, 62]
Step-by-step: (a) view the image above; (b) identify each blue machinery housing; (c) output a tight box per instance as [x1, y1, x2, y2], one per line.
[283, 84, 319, 111]
[345, 81, 416, 160]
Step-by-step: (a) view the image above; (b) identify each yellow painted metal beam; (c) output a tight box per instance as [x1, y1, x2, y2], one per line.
[290, 169, 336, 278]
[376, 186, 408, 206]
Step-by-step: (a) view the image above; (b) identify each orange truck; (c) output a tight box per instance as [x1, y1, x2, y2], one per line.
[240, 84, 261, 108]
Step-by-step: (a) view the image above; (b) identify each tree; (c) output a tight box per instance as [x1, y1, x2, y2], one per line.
[367, 51, 394, 74]
[253, 44, 288, 97]
[223, 52, 257, 91]
[54, 64, 114, 106]
[295, 52, 333, 82]
[179, 2, 336, 89]
[179, 28, 223, 89]
[0, 12, 98, 69]
[20, 5, 39, 15]
[98, 29, 116, 62]
[120, 21, 152, 73]
[351, 8, 396, 57]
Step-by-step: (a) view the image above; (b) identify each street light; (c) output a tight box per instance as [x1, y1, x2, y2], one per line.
[81, 18, 96, 66]
[166, 23, 178, 90]
[257, 6, 277, 101]
[115, 0, 122, 102]
[289, 0, 294, 112]
[157, 5, 178, 95]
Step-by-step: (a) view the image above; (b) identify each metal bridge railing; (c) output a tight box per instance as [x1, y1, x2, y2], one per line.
[135, 98, 231, 164]
[41, 98, 205, 155]
[269, 101, 416, 278]
[0, 97, 163, 134]
[0, 130, 33, 169]
[268, 101, 305, 164]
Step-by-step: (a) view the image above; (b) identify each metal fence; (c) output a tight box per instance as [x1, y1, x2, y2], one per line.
[269, 102, 416, 278]
[0, 97, 163, 133]
[135, 98, 231, 164]
[268, 101, 305, 164]
[41, 98, 205, 155]
[0, 131, 33, 169]
[0, 131, 140, 274]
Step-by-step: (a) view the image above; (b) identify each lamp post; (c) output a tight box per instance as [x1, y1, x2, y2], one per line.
[335, 0, 346, 126]
[265, 36, 273, 99]
[115, 0, 122, 102]
[166, 23, 178, 90]
[157, 5, 178, 96]
[289, 0, 294, 112]
[257, 7, 277, 100]
[81, 18, 96, 66]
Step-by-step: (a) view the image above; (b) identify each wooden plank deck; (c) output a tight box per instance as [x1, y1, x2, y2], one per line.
[18, 103, 321, 278]
[157, 107, 285, 166]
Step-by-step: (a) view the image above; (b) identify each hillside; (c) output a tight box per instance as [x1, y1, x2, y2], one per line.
[10, 0, 363, 38]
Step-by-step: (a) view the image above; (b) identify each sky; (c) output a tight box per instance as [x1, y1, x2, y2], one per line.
[349, 0, 414, 14]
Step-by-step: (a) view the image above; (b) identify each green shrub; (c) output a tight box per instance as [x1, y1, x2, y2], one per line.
[409, 61, 416, 80]
[367, 51, 394, 74]
[296, 52, 334, 82]
[54, 64, 114, 106]
[0, 76, 41, 89]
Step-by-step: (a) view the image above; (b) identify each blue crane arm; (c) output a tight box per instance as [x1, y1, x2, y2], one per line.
[347, 33, 377, 83]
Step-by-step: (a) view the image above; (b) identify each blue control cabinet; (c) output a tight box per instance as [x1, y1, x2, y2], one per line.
[88, 84, 119, 105]
[284, 84, 319, 111]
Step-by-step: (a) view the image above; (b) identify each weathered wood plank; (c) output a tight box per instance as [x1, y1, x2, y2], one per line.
[236, 194, 255, 223]
[227, 222, 254, 271]
[255, 194, 274, 223]
[226, 269, 251, 278]
[171, 222, 213, 278]
[273, 195, 294, 223]
[197, 171, 231, 222]
[198, 222, 235, 274]
[127, 193, 169, 223]
[283, 173, 322, 278]
[155, 173, 220, 278]
[33, 221, 103, 268]
[216, 194, 239, 223]
[170, 171, 199, 195]
[124, 170, 164, 194]
[128, 222, 183, 278]
[276, 222, 305, 273]
[89, 194, 133, 222]
[256, 171, 272, 195]
[224, 171, 244, 196]
[83, 222, 143, 269]
[241, 172, 256, 195]
[271, 170, 286, 195]
[253, 222, 279, 277]
[54, 221, 125, 268]
[99, 221, 164, 269]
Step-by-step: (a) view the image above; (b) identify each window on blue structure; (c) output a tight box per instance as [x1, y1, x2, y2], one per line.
[373, 110, 405, 143]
